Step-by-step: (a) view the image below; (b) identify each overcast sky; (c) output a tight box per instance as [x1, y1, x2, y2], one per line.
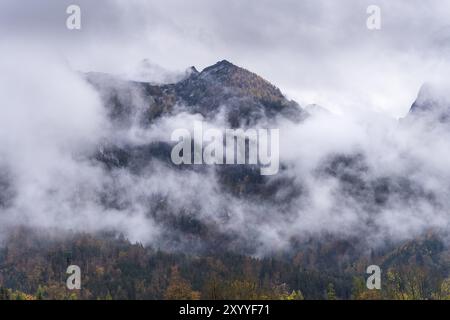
[3, 0, 450, 117]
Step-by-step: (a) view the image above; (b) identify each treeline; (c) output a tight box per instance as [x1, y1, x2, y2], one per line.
[0, 228, 449, 300]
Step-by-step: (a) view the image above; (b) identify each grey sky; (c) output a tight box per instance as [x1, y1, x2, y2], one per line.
[3, 0, 450, 117]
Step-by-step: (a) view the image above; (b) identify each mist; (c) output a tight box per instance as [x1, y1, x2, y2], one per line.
[2, 1, 450, 256]
[2, 44, 450, 256]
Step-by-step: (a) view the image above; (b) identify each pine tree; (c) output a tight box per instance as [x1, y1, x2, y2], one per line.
[35, 286, 45, 300]
[0, 287, 10, 300]
[326, 283, 337, 300]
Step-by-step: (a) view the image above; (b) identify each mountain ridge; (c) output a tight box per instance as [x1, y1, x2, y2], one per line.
[86, 60, 306, 127]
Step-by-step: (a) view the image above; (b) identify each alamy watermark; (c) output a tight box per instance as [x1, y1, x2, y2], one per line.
[366, 5, 381, 30]
[170, 121, 280, 176]
[66, 265, 81, 290]
[65, 5, 380, 32]
[366, 265, 381, 290]
[66, 4, 81, 30]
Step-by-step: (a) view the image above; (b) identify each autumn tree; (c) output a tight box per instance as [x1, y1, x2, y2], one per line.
[164, 266, 200, 300]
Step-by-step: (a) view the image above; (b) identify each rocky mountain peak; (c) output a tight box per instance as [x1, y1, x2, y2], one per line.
[86, 60, 306, 127]
[201, 59, 235, 72]
[408, 83, 450, 123]
[170, 60, 305, 126]
[187, 66, 200, 75]
[194, 60, 285, 101]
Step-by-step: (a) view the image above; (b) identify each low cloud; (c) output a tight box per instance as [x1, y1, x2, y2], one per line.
[2, 2, 450, 256]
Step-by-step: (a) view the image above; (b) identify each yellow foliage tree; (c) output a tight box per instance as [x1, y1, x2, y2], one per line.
[164, 266, 200, 300]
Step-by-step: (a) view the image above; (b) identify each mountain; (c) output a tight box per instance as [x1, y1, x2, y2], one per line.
[86, 60, 306, 128]
[407, 83, 450, 123]
[2, 61, 450, 300]
[86, 64, 442, 253]
[85, 61, 307, 253]
[170, 60, 306, 126]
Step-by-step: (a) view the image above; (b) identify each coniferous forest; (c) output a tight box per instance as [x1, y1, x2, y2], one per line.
[0, 228, 449, 300]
